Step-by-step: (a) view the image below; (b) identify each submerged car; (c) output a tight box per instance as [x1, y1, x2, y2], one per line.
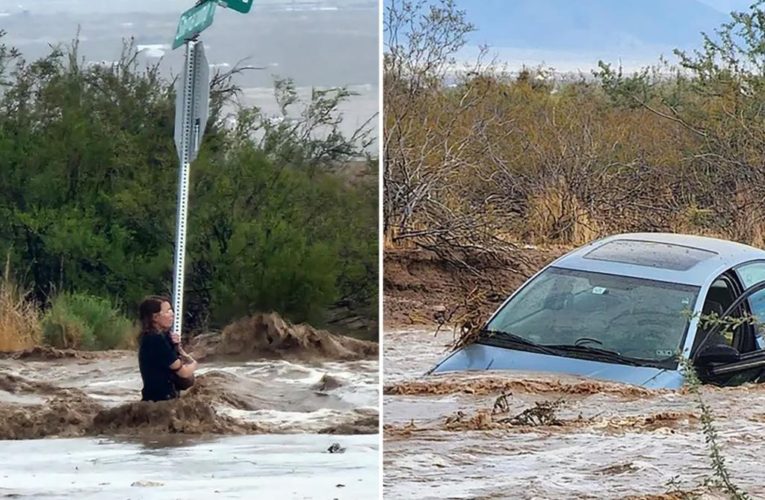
[428, 233, 765, 389]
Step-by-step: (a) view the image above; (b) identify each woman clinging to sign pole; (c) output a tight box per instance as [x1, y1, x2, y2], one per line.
[137, 295, 198, 402]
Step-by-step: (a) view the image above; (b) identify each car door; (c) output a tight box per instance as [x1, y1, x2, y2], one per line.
[736, 261, 765, 351]
[692, 271, 745, 354]
[696, 268, 765, 385]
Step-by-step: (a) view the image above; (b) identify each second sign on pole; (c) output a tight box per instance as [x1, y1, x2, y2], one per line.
[171, 39, 209, 341]
[170, 0, 253, 339]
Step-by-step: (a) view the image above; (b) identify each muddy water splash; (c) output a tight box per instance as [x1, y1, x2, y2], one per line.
[0, 321, 379, 498]
[0, 353, 378, 438]
[383, 329, 765, 499]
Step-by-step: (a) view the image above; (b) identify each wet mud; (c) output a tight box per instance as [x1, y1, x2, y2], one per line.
[383, 328, 765, 499]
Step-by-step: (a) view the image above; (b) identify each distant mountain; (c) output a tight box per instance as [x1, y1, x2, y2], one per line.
[455, 0, 731, 55]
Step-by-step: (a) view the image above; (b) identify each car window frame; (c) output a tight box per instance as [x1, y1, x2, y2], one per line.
[695, 277, 765, 384]
[735, 260, 765, 352]
[735, 260, 765, 289]
[719, 272, 748, 352]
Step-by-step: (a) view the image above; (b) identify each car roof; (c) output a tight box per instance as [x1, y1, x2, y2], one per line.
[551, 233, 765, 286]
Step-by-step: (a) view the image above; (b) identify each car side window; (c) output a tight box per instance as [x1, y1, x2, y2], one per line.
[735, 263, 765, 351]
[737, 262, 765, 288]
[699, 278, 735, 347]
[746, 289, 765, 350]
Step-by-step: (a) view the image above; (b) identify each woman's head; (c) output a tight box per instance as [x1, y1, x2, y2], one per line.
[139, 295, 174, 333]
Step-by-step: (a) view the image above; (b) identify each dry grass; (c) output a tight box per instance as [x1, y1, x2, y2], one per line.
[524, 180, 600, 246]
[0, 255, 41, 352]
[732, 186, 765, 248]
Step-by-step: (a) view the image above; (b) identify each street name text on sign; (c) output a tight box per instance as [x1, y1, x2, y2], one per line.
[173, 0, 217, 50]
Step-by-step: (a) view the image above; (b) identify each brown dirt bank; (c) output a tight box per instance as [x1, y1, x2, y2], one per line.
[191, 312, 378, 362]
[384, 246, 568, 328]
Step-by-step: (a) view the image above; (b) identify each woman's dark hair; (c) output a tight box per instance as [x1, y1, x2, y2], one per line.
[139, 295, 171, 336]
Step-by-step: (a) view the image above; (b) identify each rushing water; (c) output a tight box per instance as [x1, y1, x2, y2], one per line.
[383, 329, 765, 499]
[0, 351, 379, 498]
[0, 434, 378, 499]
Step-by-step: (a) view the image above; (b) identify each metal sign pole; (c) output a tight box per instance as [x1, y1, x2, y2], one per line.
[170, 0, 246, 338]
[172, 39, 197, 340]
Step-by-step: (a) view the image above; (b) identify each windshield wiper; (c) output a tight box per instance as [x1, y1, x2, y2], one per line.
[480, 330, 561, 356]
[543, 344, 654, 367]
[479, 331, 668, 368]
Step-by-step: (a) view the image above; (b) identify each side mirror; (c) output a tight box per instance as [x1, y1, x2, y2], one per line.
[697, 344, 740, 365]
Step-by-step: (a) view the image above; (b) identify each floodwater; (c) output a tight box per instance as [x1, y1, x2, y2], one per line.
[383, 329, 765, 499]
[0, 434, 377, 499]
[0, 351, 379, 498]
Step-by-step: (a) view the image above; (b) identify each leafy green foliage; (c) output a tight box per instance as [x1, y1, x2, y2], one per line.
[0, 35, 377, 332]
[42, 292, 134, 350]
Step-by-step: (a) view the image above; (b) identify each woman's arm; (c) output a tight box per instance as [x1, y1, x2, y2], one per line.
[169, 332, 196, 363]
[169, 358, 198, 378]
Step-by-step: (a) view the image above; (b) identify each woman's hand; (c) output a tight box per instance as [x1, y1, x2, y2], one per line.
[176, 359, 198, 378]
[170, 332, 181, 345]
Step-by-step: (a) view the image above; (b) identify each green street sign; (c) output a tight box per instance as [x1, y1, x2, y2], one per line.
[218, 0, 253, 14]
[173, 1, 217, 50]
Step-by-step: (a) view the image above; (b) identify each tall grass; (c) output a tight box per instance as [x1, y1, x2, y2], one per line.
[42, 292, 135, 350]
[0, 255, 41, 351]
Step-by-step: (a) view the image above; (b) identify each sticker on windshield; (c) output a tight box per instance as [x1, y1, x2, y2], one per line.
[592, 287, 607, 295]
[681, 298, 690, 305]
[656, 349, 674, 357]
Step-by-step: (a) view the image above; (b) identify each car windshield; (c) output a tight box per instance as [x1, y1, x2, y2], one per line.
[484, 267, 700, 363]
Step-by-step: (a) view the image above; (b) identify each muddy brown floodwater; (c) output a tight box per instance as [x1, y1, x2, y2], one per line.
[383, 328, 765, 499]
[0, 315, 379, 498]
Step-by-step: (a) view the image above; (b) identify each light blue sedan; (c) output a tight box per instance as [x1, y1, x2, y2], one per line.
[428, 233, 765, 389]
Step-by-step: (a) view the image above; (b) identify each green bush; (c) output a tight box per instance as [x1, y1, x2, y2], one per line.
[0, 37, 378, 333]
[42, 293, 134, 350]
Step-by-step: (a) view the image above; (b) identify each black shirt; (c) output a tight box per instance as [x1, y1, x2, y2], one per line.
[138, 331, 180, 402]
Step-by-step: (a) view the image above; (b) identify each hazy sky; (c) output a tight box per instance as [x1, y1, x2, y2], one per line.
[445, 0, 762, 72]
[0, 0, 379, 138]
[379, 0, 763, 72]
